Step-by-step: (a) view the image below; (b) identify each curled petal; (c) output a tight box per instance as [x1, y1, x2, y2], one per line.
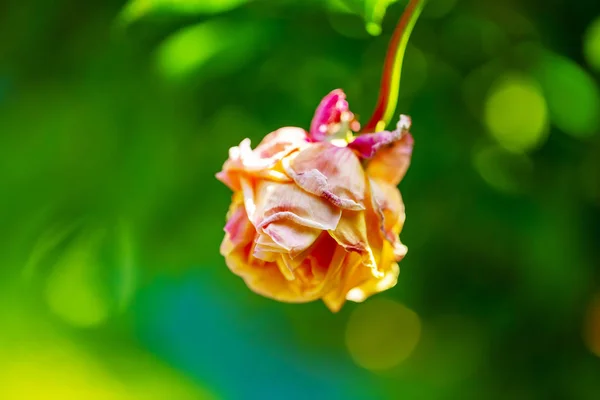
[220, 195, 256, 257]
[345, 262, 400, 303]
[348, 128, 401, 159]
[309, 89, 359, 141]
[366, 131, 413, 186]
[225, 244, 308, 302]
[253, 181, 342, 230]
[216, 127, 308, 191]
[249, 181, 341, 259]
[369, 178, 408, 261]
[224, 234, 346, 304]
[322, 251, 366, 312]
[283, 143, 366, 210]
[351, 114, 411, 160]
[328, 210, 381, 278]
[324, 241, 400, 311]
[257, 221, 321, 259]
[254, 127, 309, 161]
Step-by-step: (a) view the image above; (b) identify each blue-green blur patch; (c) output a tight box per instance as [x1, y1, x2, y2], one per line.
[133, 268, 374, 400]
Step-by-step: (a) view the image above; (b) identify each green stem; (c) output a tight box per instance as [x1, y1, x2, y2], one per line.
[362, 0, 426, 133]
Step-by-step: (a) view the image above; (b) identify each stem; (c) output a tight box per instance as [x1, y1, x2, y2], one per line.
[362, 0, 426, 133]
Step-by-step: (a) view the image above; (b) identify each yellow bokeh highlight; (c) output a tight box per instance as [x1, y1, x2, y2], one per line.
[345, 298, 421, 371]
[584, 293, 600, 358]
[1, 343, 128, 400]
[484, 73, 549, 153]
[0, 334, 214, 400]
[584, 16, 600, 72]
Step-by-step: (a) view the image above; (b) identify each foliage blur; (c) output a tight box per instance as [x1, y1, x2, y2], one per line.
[1, 0, 600, 398]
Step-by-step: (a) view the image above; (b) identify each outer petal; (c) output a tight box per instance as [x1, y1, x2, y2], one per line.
[225, 244, 308, 302]
[328, 210, 381, 278]
[283, 142, 366, 210]
[348, 129, 401, 159]
[220, 194, 256, 257]
[321, 251, 365, 312]
[309, 89, 359, 141]
[224, 233, 346, 304]
[345, 263, 400, 303]
[216, 127, 308, 191]
[365, 132, 414, 186]
[323, 240, 400, 311]
[369, 178, 408, 261]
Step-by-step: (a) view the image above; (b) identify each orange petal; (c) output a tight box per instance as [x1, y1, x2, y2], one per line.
[220, 195, 256, 257]
[366, 132, 413, 186]
[283, 143, 366, 210]
[224, 244, 311, 303]
[369, 178, 408, 261]
[328, 210, 381, 278]
[321, 251, 365, 312]
[345, 262, 400, 303]
[216, 127, 308, 191]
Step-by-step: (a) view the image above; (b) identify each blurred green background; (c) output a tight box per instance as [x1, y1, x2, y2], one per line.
[2, 0, 600, 398]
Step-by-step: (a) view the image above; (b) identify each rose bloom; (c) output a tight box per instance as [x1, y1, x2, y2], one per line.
[216, 90, 413, 312]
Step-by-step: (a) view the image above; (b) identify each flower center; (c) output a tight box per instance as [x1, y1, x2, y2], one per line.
[325, 110, 359, 147]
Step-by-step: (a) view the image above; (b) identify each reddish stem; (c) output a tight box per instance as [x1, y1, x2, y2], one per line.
[362, 0, 425, 133]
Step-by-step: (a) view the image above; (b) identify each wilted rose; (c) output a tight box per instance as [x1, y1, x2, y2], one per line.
[216, 90, 413, 312]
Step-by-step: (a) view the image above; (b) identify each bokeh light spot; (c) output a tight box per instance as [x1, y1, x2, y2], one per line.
[156, 20, 262, 81]
[583, 16, 600, 72]
[345, 298, 421, 371]
[536, 51, 600, 138]
[156, 22, 227, 80]
[484, 73, 548, 153]
[584, 293, 600, 357]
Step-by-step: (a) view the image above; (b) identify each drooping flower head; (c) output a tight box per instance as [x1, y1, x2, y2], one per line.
[216, 0, 424, 311]
[216, 90, 413, 312]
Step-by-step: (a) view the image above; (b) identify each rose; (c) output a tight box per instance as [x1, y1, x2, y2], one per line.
[217, 90, 413, 312]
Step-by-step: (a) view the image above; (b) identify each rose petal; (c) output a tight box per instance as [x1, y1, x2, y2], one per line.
[216, 127, 308, 191]
[225, 234, 347, 304]
[369, 178, 408, 261]
[283, 142, 366, 210]
[253, 181, 342, 231]
[321, 251, 364, 312]
[310, 89, 358, 141]
[328, 210, 381, 278]
[225, 244, 310, 302]
[220, 195, 256, 257]
[346, 262, 400, 303]
[348, 129, 401, 159]
[259, 221, 321, 258]
[366, 132, 414, 186]
[248, 180, 341, 258]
